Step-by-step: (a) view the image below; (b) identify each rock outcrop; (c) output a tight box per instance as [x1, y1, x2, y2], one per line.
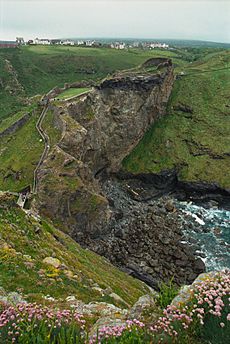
[36, 64, 174, 238]
[4, 59, 25, 95]
[34, 62, 205, 287]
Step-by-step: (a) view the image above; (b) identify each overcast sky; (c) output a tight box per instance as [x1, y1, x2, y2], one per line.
[0, 0, 229, 43]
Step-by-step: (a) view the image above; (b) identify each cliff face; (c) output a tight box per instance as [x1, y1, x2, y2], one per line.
[34, 64, 206, 287]
[62, 67, 174, 174]
[36, 66, 174, 239]
[35, 64, 206, 287]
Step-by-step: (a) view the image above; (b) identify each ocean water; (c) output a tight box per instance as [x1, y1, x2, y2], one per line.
[177, 201, 230, 271]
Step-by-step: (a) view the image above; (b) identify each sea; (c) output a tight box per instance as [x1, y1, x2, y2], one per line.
[176, 201, 230, 271]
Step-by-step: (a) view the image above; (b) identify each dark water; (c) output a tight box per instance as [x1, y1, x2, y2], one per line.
[177, 201, 230, 271]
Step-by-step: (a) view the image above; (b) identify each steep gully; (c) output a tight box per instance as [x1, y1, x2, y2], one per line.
[33, 61, 228, 289]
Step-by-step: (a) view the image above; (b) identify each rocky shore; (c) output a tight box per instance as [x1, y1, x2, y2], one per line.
[84, 176, 205, 289]
[115, 170, 230, 208]
[34, 62, 208, 290]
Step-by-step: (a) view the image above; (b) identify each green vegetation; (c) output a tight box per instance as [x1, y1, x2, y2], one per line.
[0, 108, 43, 192]
[0, 103, 37, 134]
[57, 87, 90, 100]
[1, 270, 229, 344]
[156, 278, 179, 309]
[123, 50, 230, 188]
[0, 46, 230, 192]
[42, 109, 62, 147]
[0, 194, 148, 306]
[0, 45, 183, 122]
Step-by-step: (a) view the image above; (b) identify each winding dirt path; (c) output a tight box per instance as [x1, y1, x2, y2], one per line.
[32, 105, 50, 194]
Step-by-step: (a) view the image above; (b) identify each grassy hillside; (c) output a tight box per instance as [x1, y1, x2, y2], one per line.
[0, 45, 186, 193]
[0, 107, 43, 192]
[0, 45, 183, 122]
[0, 46, 229, 192]
[0, 193, 148, 306]
[123, 50, 230, 188]
[57, 87, 90, 100]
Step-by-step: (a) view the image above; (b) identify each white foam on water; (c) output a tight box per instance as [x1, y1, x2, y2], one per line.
[177, 200, 230, 271]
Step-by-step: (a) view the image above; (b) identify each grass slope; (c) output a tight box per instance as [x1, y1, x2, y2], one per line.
[0, 45, 186, 193]
[0, 108, 43, 192]
[0, 194, 148, 307]
[0, 46, 229, 192]
[123, 50, 230, 188]
[0, 45, 183, 122]
[57, 87, 90, 100]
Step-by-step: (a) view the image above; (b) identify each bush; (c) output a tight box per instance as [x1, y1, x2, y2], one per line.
[157, 277, 179, 309]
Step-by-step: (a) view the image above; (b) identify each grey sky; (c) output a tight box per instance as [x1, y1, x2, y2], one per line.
[0, 0, 229, 43]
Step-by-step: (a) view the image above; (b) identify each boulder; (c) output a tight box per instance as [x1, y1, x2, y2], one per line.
[129, 294, 157, 319]
[42, 257, 61, 269]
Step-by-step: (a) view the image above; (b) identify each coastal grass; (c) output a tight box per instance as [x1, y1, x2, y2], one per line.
[42, 109, 62, 147]
[1, 46, 229, 193]
[123, 50, 230, 188]
[57, 87, 90, 100]
[0, 45, 185, 122]
[0, 108, 43, 192]
[157, 278, 179, 309]
[0, 196, 148, 306]
[0, 103, 37, 134]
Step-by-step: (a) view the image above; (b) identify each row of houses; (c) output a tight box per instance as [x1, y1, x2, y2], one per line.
[110, 42, 126, 50]
[143, 42, 169, 49]
[28, 38, 75, 45]
[0, 37, 170, 50]
[110, 41, 169, 50]
[0, 38, 100, 48]
[27, 38, 102, 46]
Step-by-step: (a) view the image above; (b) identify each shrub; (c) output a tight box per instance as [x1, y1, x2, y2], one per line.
[157, 277, 179, 309]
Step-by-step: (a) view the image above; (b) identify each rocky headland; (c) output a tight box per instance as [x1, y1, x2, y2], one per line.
[34, 60, 206, 289]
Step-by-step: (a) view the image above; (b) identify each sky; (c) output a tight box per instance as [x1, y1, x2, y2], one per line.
[0, 0, 230, 43]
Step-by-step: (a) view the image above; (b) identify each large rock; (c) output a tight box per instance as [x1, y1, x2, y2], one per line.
[42, 257, 61, 269]
[33, 64, 203, 288]
[171, 271, 224, 308]
[129, 294, 157, 319]
[35, 65, 174, 241]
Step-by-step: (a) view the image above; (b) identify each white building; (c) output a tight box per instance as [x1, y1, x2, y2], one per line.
[16, 37, 25, 45]
[111, 42, 126, 50]
[85, 40, 95, 46]
[149, 42, 169, 49]
[34, 38, 51, 45]
[61, 40, 75, 46]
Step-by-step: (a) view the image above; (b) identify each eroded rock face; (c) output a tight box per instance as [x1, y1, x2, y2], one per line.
[36, 66, 174, 237]
[34, 64, 205, 287]
[35, 64, 205, 286]
[36, 146, 109, 239]
[65, 67, 174, 173]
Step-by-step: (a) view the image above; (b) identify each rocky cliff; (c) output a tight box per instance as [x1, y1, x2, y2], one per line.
[36, 64, 174, 234]
[35, 62, 205, 287]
